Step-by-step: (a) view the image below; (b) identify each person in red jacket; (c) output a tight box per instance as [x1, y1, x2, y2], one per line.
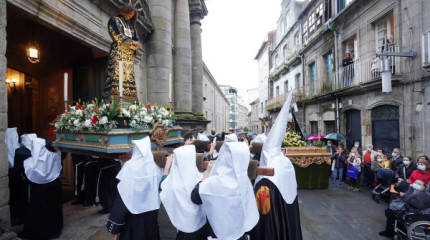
[407, 159, 430, 185]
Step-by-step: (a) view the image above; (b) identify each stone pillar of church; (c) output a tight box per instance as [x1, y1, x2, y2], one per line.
[146, 0, 173, 105]
[173, 0, 192, 111]
[189, 0, 207, 113]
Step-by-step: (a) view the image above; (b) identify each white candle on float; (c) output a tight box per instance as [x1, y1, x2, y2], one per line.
[168, 73, 172, 102]
[64, 73, 68, 102]
[119, 61, 123, 97]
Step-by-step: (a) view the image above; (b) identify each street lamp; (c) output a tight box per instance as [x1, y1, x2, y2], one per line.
[379, 50, 416, 94]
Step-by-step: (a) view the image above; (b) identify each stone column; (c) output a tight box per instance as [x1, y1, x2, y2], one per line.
[173, 0, 192, 111]
[146, 0, 173, 105]
[0, 0, 11, 231]
[189, 0, 207, 113]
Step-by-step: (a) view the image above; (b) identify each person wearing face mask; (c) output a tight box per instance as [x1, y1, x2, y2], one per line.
[417, 155, 429, 164]
[362, 144, 378, 188]
[331, 147, 347, 187]
[406, 159, 430, 185]
[347, 147, 361, 191]
[353, 141, 362, 154]
[391, 148, 403, 173]
[379, 180, 430, 238]
[395, 157, 416, 182]
[207, 128, 221, 142]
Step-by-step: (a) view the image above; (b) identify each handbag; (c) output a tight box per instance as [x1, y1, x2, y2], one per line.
[346, 165, 359, 179]
[388, 198, 407, 212]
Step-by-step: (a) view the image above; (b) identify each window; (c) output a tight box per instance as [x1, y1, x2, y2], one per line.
[303, 20, 308, 42]
[325, 53, 333, 85]
[375, 12, 394, 53]
[338, 0, 354, 13]
[284, 81, 289, 93]
[295, 31, 300, 45]
[275, 53, 280, 66]
[283, 44, 289, 57]
[316, 3, 323, 27]
[295, 73, 302, 88]
[276, 86, 280, 97]
[310, 121, 318, 134]
[310, 63, 317, 95]
[324, 121, 336, 134]
[308, 13, 315, 34]
[422, 31, 430, 65]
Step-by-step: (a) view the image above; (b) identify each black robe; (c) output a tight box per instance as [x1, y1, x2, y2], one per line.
[9, 146, 31, 225]
[249, 178, 303, 240]
[97, 160, 121, 211]
[107, 195, 160, 240]
[22, 178, 63, 240]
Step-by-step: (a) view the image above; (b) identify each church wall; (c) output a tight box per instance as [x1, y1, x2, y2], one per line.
[0, 0, 11, 230]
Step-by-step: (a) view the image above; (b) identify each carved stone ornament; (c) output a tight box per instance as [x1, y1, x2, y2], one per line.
[150, 120, 171, 147]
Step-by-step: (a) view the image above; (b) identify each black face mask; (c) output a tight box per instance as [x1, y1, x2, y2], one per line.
[211, 131, 216, 135]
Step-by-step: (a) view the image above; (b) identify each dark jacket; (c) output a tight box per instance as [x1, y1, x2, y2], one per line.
[391, 155, 404, 172]
[395, 163, 417, 180]
[403, 188, 430, 212]
[331, 153, 347, 169]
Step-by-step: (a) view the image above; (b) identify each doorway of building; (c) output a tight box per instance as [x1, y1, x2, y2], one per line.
[345, 109, 361, 151]
[372, 105, 400, 154]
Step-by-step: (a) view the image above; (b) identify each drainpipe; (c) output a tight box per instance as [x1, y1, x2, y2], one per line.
[334, 29, 340, 133]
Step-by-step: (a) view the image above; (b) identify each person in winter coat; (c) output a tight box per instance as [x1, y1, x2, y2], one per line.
[331, 147, 347, 187]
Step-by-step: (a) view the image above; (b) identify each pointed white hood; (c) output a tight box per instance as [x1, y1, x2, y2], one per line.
[160, 145, 206, 233]
[253, 134, 267, 144]
[197, 133, 210, 141]
[255, 92, 297, 204]
[5, 128, 20, 168]
[24, 138, 62, 184]
[21, 133, 37, 149]
[199, 142, 259, 240]
[225, 133, 238, 142]
[117, 136, 162, 214]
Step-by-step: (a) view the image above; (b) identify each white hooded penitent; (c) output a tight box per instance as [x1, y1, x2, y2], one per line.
[224, 133, 238, 142]
[116, 136, 162, 214]
[199, 142, 259, 240]
[21, 133, 37, 149]
[197, 133, 210, 141]
[160, 145, 206, 233]
[5, 128, 20, 168]
[24, 137, 62, 184]
[255, 92, 298, 204]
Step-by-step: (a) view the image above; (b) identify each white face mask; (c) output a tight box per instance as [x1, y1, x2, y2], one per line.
[351, 153, 355, 157]
[403, 161, 410, 166]
[392, 152, 397, 157]
[377, 158, 383, 163]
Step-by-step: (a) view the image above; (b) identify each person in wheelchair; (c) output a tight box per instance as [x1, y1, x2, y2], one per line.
[379, 179, 430, 238]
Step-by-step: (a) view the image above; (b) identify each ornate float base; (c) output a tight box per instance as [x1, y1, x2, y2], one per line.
[286, 147, 331, 189]
[53, 126, 183, 153]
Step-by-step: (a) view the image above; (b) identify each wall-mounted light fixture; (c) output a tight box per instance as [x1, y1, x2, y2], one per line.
[26, 41, 40, 63]
[5, 78, 17, 92]
[416, 102, 423, 112]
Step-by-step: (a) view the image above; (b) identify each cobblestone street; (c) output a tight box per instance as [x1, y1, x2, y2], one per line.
[55, 184, 388, 240]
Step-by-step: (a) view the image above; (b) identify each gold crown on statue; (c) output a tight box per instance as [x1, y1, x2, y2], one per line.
[120, 0, 145, 12]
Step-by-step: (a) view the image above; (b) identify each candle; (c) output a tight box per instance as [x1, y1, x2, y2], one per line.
[119, 61, 123, 97]
[64, 73, 68, 102]
[168, 73, 172, 102]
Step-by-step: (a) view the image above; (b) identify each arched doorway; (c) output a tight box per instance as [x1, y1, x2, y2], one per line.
[345, 109, 361, 151]
[372, 105, 400, 154]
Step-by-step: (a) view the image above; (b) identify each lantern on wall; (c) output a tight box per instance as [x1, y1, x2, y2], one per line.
[26, 41, 40, 63]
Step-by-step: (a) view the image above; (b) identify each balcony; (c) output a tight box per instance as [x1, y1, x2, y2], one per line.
[337, 46, 401, 89]
[267, 92, 288, 111]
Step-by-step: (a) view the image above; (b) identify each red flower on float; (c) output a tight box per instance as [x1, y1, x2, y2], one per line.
[146, 104, 151, 110]
[91, 115, 99, 125]
[94, 107, 99, 114]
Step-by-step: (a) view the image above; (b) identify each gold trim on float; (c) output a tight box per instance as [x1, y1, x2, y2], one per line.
[55, 127, 182, 136]
[53, 140, 134, 150]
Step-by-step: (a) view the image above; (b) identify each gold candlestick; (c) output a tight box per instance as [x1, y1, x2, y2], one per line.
[64, 101, 68, 112]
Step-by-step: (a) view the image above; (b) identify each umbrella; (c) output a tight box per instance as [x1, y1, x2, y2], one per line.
[303, 133, 313, 139]
[324, 132, 347, 141]
[247, 132, 257, 137]
[307, 135, 324, 141]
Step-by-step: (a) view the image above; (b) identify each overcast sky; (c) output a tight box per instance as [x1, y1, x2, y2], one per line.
[201, 0, 281, 104]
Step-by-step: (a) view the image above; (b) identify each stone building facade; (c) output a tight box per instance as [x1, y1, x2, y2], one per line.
[257, 0, 430, 157]
[0, 0, 214, 234]
[202, 63, 229, 133]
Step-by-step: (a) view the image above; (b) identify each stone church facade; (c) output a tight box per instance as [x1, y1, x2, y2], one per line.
[0, 0, 208, 234]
